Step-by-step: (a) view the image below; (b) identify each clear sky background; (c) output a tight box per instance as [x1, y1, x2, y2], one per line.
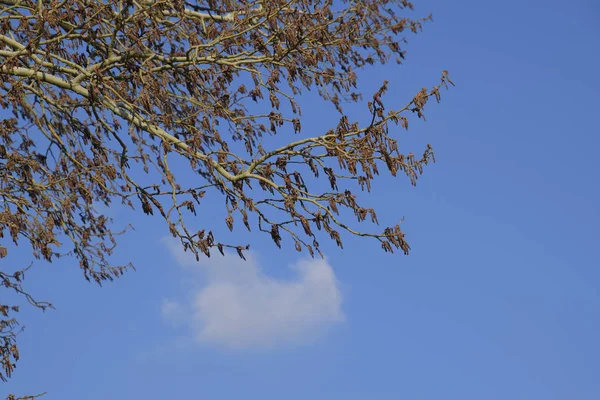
[4, 0, 600, 398]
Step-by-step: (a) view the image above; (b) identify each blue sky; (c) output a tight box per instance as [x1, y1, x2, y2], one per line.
[4, 0, 600, 398]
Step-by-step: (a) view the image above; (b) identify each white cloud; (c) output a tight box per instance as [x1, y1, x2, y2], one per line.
[160, 298, 186, 328]
[161, 238, 344, 349]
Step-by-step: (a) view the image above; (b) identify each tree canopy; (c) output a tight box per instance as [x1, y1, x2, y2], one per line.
[0, 0, 453, 394]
